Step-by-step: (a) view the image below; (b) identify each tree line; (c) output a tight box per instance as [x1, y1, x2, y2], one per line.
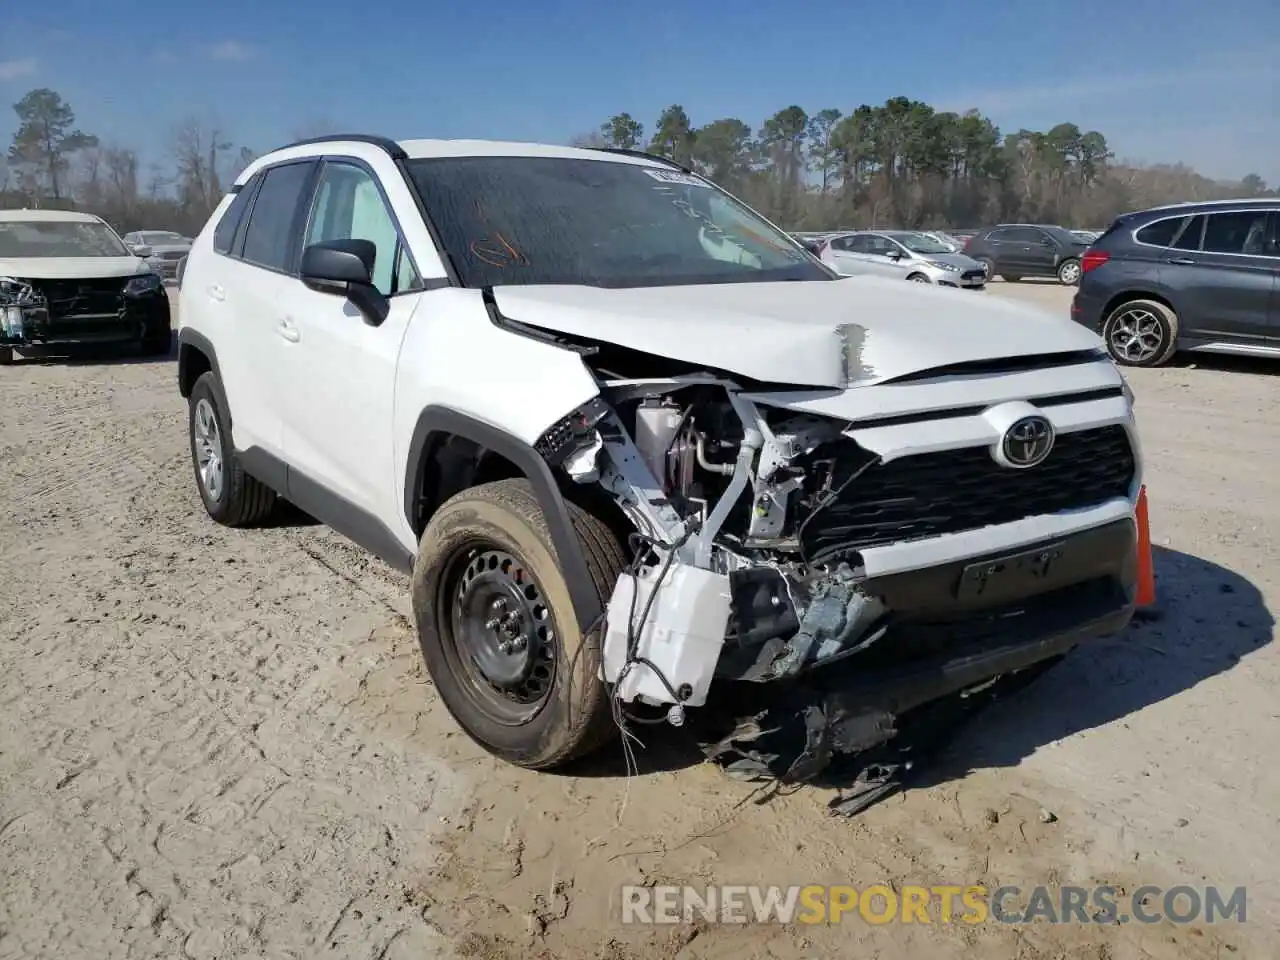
[580, 102, 1275, 230]
[2, 87, 1274, 240]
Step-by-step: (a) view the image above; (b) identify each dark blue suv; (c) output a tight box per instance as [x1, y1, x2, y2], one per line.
[1071, 199, 1278, 366]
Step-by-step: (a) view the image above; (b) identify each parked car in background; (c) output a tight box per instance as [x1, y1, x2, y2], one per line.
[122, 230, 192, 282]
[1071, 198, 1278, 366]
[820, 230, 988, 287]
[1071, 229, 1101, 244]
[963, 224, 1091, 284]
[0, 209, 171, 363]
[917, 230, 966, 252]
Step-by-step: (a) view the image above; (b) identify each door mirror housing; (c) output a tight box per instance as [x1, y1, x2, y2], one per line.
[300, 239, 388, 325]
[131, 244, 153, 258]
[886, 248, 903, 260]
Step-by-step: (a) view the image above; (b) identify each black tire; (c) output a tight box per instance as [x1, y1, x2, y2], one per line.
[906, 272, 930, 283]
[412, 479, 627, 770]
[141, 328, 172, 357]
[0, 346, 13, 365]
[1101, 298, 1179, 367]
[1003, 275, 1022, 282]
[187, 371, 276, 525]
[976, 257, 996, 280]
[1057, 258, 1082, 285]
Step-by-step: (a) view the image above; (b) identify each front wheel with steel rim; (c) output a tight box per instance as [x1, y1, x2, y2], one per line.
[412, 479, 627, 769]
[907, 272, 931, 283]
[187, 371, 277, 525]
[1101, 298, 1179, 367]
[1057, 258, 1082, 285]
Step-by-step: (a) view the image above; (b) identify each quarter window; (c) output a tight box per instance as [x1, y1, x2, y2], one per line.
[240, 162, 314, 271]
[1135, 217, 1185, 247]
[305, 162, 419, 296]
[213, 176, 259, 255]
[1202, 211, 1270, 255]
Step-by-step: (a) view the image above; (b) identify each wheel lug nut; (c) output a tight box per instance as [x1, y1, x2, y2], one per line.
[485, 617, 501, 630]
[490, 599, 506, 613]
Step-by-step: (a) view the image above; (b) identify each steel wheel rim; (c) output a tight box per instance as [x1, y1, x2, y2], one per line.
[1108, 308, 1164, 363]
[443, 543, 558, 725]
[193, 398, 225, 501]
[1060, 261, 1081, 283]
[910, 274, 930, 283]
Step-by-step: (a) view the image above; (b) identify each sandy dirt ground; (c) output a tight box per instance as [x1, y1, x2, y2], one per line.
[1, 281, 1276, 959]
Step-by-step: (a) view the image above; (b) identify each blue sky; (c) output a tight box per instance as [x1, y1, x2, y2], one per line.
[2, 0, 1278, 185]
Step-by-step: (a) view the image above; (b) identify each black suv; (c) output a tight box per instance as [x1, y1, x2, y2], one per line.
[962, 224, 1090, 284]
[1071, 200, 1278, 367]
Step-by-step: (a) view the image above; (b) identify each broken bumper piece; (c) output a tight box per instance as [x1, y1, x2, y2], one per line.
[695, 593, 1134, 814]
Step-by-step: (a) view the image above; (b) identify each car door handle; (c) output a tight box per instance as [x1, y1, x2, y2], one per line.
[207, 283, 225, 302]
[1165, 257, 1196, 265]
[276, 318, 301, 343]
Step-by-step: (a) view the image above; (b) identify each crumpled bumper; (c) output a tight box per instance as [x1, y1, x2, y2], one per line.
[692, 518, 1138, 813]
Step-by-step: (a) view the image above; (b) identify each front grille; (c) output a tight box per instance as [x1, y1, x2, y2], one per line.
[799, 425, 1135, 560]
[29, 277, 126, 320]
[961, 269, 985, 281]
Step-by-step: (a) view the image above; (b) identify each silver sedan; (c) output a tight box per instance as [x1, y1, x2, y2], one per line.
[820, 230, 989, 288]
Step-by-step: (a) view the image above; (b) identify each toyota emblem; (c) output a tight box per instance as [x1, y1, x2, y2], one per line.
[999, 415, 1055, 468]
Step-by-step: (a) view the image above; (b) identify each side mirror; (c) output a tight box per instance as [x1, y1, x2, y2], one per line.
[300, 239, 388, 325]
[131, 244, 153, 258]
[886, 249, 903, 260]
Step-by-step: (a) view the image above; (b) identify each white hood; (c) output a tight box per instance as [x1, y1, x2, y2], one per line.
[492, 275, 1105, 387]
[0, 256, 149, 280]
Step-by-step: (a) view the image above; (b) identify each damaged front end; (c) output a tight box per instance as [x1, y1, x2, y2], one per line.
[0, 273, 169, 349]
[538, 361, 1139, 810]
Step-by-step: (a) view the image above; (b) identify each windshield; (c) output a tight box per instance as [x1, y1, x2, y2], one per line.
[143, 231, 185, 244]
[0, 219, 130, 258]
[890, 232, 953, 255]
[404, 156, 832, 288]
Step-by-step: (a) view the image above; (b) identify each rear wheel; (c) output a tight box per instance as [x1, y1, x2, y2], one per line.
[1057, 258, 1082, 285]
[1101, 299, 1179, 367]
[0, 346, 12, 365]
[188, 372, 277, 525]
[412, 479, 627, 769]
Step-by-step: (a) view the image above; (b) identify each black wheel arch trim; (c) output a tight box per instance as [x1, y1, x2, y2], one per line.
[178, 328, 233, 428]
[404, 405, 604, 631]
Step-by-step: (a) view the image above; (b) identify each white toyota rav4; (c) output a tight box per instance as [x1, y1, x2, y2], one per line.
[177, 134, 1142, 783]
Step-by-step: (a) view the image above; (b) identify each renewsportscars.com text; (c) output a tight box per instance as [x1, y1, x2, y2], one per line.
[620, 884, 1247, 926]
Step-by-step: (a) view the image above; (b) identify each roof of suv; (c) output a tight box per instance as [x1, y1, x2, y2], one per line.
[236, 134, 688, 189]
[262, 133, 682, 166]
[1121, 197, 1278, 220]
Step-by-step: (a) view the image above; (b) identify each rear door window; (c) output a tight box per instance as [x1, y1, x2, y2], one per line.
[1171, 215, 1205, 251]
[1202, 210, 1270, 255]
[240, 161, 315, 272]
[1004, 227, 1044, 243]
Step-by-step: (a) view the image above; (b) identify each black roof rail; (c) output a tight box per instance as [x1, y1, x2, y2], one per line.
[274, 133, 407, 161]
[587, 146, 691, 173]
